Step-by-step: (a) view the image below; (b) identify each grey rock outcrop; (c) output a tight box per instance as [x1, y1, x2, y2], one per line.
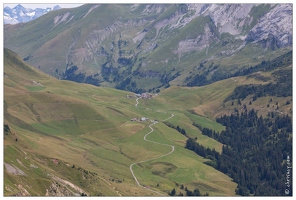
[246, 4, 292, 49]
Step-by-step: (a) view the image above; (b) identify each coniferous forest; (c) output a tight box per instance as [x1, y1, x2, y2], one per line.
[225, 69, 292, 101]
[186, 109, 292, 196]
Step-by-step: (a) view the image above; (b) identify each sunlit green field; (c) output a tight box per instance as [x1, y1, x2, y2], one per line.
[6, 50, 287, 199]
[6, 46, 291, 196]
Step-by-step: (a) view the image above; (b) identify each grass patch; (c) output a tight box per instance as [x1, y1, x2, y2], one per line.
[186, 112, 225, 132]
[147, 162, 178, 177]
[26, 86, 46, 92]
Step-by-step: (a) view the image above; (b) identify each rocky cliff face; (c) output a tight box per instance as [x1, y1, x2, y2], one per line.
[4, 4, 292, 92]
[200, 4, 255, 35]
[186, 4, 292, 48]
[246, 4, 292, 49]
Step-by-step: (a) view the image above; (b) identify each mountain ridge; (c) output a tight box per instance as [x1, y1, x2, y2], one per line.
[4, 4, 292, 93]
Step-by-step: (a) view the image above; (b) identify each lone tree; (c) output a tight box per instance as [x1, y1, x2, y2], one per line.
[4, 124, 10, 133]
[169, 188, 176, 196]
[193, 189, 201, 196]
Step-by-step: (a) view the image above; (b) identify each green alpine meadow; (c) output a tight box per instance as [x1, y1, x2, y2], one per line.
[3, 3, 292, 196]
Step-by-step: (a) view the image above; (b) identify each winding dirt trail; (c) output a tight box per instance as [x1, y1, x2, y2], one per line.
[135, 98, 140, 107]
[129, 98, 175, 196]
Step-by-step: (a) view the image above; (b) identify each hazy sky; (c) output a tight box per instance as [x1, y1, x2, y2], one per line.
[4, 3, 84, 9]
[4, 1, 287, 10]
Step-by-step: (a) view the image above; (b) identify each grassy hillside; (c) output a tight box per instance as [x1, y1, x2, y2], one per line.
[4, 46, 291, 196]
[4, 48, 240, 196]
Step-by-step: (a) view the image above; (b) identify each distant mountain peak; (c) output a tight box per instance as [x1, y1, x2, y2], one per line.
[4, 4, 61, 24]
[53, 5, 62, 10]
[15, 4, 25, 9]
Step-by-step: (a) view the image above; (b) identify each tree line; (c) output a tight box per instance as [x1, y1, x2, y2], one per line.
[163, 122, 187, 136]
[169, 184, 209, 196]
[186, 109, 292, 196]
[225, 69, 292, 101]
[62, 65, 101, 86]
[186, 50, 292, 87]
